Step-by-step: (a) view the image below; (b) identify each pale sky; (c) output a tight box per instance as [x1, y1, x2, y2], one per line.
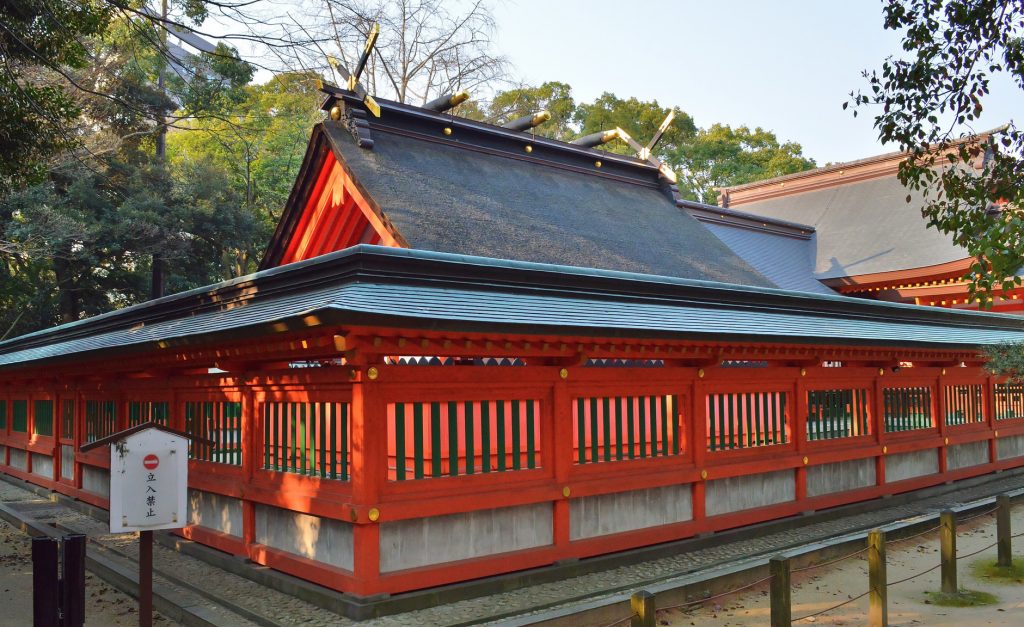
[207, 0, 1021, 166]
[489, 0, 1020, 165]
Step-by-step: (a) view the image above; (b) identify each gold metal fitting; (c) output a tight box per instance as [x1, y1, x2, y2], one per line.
[329, 105, 343, 121]
[802, 456, 809, 465]
[800, 368, 806, 377]
[944, 437, 949, 445]
[443, 127, 452, 136]
[878, 368, 885, 376]
[367, 366, 379, 380]
[941, 368, 946, 375]
[995, 430, 999, 437]
[562, 486, 571, 498]
[882, 445, 888, 454]
[532, 111, 552, 126]
[559, 368, 569, 380]
[368, 507, 380, 522]
[698, 368, 705, 379]
[594, 160, 602, 168]
[449, 90, 470, 107]
[700, 469, 708, 480]
[524, 145, 533, 153]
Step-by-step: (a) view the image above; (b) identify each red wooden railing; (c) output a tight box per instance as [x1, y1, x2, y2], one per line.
[2, 359, 1023, 597]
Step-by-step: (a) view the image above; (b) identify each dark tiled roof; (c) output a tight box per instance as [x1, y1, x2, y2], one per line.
[723, 176, 968, 279]
[263, 91, 775, 288]
[702, 224, 836, 295]
[2, 246, 1023, 370]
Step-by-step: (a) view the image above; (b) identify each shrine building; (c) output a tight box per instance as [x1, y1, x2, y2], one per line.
[1, 87, 1023, 608]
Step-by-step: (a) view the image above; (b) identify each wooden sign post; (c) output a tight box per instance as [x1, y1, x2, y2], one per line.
[82, 424, 208, 627]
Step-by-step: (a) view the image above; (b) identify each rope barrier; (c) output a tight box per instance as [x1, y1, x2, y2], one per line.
[957, 540, 999, 560]
[887, 562, 941, 586]
[791, 546, 869, 573]
[792, 590, 870, 622]
[593, 610, 630, 627]
[887, 523, 942, 544]
[958, 506, 999, 523]
[657, 574, 775, 612]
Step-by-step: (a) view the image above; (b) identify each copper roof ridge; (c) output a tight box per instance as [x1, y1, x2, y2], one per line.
[719, 125, 1008, 198]
[679, 199, 815, 238]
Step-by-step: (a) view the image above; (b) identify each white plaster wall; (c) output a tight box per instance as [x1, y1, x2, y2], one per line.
[30, 453, 53, 479]
[380, 503, 552, 573]
[806, 458, 876, 497]
[9, 449, 27, 471]
[60, 445, 74, 480]
[705, 469, 795, 517]
[81, 465, 110, 498]
[254, 504, 353, 571]
[885, 449, 938, 483]
[947, 441, 989, 470]
[997, 435, 1024, 460]
[570, 484, 692, 540]
[188, 489, 243, 537]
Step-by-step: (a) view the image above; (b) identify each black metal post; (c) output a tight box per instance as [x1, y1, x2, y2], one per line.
[61, 534, 86, 627]
[32, 536, 59, 627]
[140, 530, 153, 627]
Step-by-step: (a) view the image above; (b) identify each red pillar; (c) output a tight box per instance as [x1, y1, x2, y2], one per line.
[350, 367, 386, 593]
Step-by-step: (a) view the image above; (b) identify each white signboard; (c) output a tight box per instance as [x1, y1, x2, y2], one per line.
[109, 427, 188, 533]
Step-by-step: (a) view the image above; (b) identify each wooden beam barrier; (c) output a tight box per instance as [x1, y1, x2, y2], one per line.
[997, 494, 1012, 568]
[630, 590, 656, 627]
[769, 555, 791, 627]
[940, 510, 957, 594]
[868, 529, 887, 627]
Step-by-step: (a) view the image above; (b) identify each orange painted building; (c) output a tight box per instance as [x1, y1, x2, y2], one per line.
[2, 89, 1024, 615]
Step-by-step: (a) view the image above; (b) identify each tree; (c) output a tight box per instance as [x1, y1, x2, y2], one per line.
[851, 0, 1024, 306]
[0, 1, 112, 195]
[482, 81, 577, 141]
[290, 0, 509, 105]
[574, 92, 697, 160]
[674, 125, 816, 204]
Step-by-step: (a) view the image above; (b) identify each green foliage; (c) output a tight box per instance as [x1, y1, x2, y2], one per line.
[0, 0, 112, 194]
[673, 124, 816, 204]
[971, 555, 1024, 582]
[852, 0, 1024, 307]
[925, 589, 999, 607]
[984, 341, 1024, 380]
[167, 71, 324, 245]
[575, 92, 697, 158]
[485, 82, 576, 141]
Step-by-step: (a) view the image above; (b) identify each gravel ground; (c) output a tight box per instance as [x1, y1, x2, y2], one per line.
[661, 502, 1024, 626]
[2, 471, 1024, 626]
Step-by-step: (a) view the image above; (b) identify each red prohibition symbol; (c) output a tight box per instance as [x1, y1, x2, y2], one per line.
[143, 454, 159, 470]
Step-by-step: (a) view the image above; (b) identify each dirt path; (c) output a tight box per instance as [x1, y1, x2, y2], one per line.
[662, 504, 1024, 626]
[0, 517, 178, 626]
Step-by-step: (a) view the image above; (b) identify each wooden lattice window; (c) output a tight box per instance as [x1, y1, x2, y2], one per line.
[389, 399, 541, 481]
[32, 400, 53, 437]
[707, 391, 788, 451]
[128, 402, 169, 427]
[11, 400, 28, 433]
[84, 401, 116, 443]
[944, 384, 984, 425]
[61, 400, 74, 440]
[994, 382, 1024, 420]
[263, 401, 350, 480]
[806, 389, 871, 441]
[573, 395, 679, 464]
[185, 401, 242, 465]
[883, 386, 933, 432]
